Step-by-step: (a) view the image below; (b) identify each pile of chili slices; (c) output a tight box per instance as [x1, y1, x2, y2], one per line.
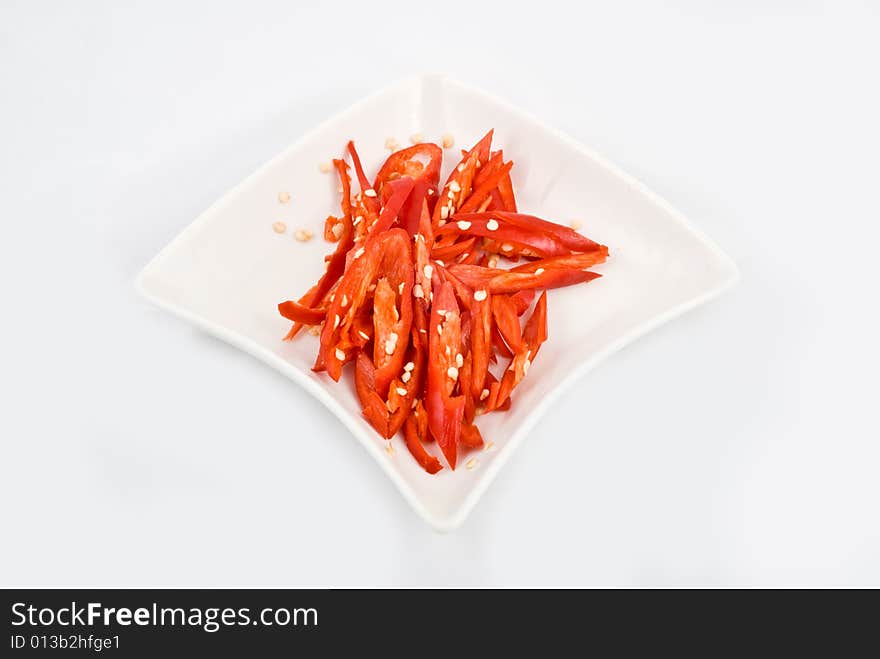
[278, 130, 608, 474]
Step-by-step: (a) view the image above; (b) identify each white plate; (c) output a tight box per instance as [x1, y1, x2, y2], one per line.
[136, 74, 738, 531]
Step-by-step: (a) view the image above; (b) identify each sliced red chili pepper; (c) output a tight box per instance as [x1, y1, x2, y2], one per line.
[492, 294, 524, 353]
[509, 248, 609, 274]
[431, 236, 476, 263]
[460, 211, 602, 253]
[510, 289, 535, 316]
[457, 161, 514, 214]
[403, 402, 442, 474]
[496, 171, 517, 212]
[435, 215, 570, 257]
[426, 281, 465, 469]
[318, 228, 412, 382]
[448, 263, 602, 294]
[277, 300, 326, 326]
[469, 292, 493, 399]
[366, 176, 416, 238]
[374, 143, 442, 236]
[461, 423, 484, 449]
[471, 150, 504, 188]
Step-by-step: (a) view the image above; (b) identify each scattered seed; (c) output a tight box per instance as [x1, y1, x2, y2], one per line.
[308, 325, 321, 336]
[457, 163, 466, 172]
[340, 294, 348, 307]
[523, 358, 531, 374]
[278, 191, 291, 204]
[570, 220, 582, 230]
[456, 220, 471, 230]
[331, 222, 344, 240]
[404, 361, 415, 372]
[295, 229, 313, 242]
[456, 353, 464, 368]
[319, 161, 332, 173]
[447, 366, 459, 380]
[410, 133, 423, 144]
[488, 256, 499, 269]
[333, 314, 340, 330]
[465, 458, 478, 470]
[535, 268, 545, 275]
[486, 219, 499, 231]
[501, 243, 513, 252]
[396, 387, 408, 397]
[449, 180, 461, 193]
[401, 371, 412, 383]
[413, 284, 425, 299]
[385, 443, 395, 456]
[484, 441, 495, 451]
[444, 311, 455, 321]
[480, 388, 490, 400]
[384, 335, 398, 355]
[384, 137, 399, 150]
[442, 133, 455, 148]
[272, 221, 287, 234]
[440, 205, 450, 220]
[358, 330, 370, 341]
[353, 247, 365, 259]
[473, 289, 488, 302]
[438, 219, 446, 227]
[398, 282, 405, 295]
[435, 259, 445, 267]
[353, 215, 364, 226]
[423, 264, 434, 280]
[335, 348, 345, 361]
[363, 188, 377, 198]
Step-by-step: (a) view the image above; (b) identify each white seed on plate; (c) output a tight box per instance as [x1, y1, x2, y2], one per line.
[308, 325, 321, 336]
[363, 188, 377, 198]
[473, 289, 487, 302]
[570, 220, 582, 230]
[385, 443, 395, 456]
[404, 361, 415, 372]
[465, 458, 478, 470]
[447, 366, 459, 380]
[480, 388, 490, 400]
[441, 133, 455, 148]
[449, 180, 461, 193]
[272, 221, 287, 233]
[384, 137, 399, 150]
[278, 191, 291, 203]
[486, 219, 499, 231]
[319, 161, 332, 173]
[484, 441, 494, 451]
[335, 348, 345, 361]
[294, 229, 313, 242]
[410, 133, 423, 144]
[396, 387, 408, 397]
[456, 220, 471, 230]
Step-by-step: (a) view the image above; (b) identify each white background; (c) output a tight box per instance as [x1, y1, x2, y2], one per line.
[2, 1, 878, 587]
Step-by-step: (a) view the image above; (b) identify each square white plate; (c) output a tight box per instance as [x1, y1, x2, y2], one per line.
[137, 74, 738, 531]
